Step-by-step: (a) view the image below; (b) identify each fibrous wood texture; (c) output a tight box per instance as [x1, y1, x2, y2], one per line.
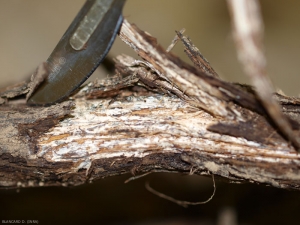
[1, 19, 300, 190]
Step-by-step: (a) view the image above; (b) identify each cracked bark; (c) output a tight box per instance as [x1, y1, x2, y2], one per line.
[1, 19, 300, 190]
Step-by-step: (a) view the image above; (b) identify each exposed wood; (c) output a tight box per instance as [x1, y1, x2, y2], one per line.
[1, 19, 300, 190]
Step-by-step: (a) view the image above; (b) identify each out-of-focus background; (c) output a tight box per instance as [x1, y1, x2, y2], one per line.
[1, 1, 300, 224]
[0, 0, 300, 95]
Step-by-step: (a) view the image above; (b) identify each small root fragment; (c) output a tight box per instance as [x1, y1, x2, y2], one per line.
[124, 172, 152, 184]
[145, 174, 216, 208]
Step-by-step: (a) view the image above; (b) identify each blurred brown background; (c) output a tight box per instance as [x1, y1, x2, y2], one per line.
[1, 1, 300, 224]
[0, 0, 299, 95]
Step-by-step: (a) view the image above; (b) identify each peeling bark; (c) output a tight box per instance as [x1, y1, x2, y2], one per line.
[1, 20, 300, 190]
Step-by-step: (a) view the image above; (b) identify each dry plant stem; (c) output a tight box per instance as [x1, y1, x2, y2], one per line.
[227, 0, 300, 151]
[2, 20, 300, 190]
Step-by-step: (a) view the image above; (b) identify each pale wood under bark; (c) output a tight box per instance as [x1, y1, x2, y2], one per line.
[1, 19, 300, 190]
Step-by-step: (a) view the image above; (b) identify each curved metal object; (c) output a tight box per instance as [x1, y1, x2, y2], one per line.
[27, 0, 126, 105]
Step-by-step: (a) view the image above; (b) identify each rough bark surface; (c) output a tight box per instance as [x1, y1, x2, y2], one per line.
[1, 20, 300, 190]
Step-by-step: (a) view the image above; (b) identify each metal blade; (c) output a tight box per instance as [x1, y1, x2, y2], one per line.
[27, 0, 126, 105]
